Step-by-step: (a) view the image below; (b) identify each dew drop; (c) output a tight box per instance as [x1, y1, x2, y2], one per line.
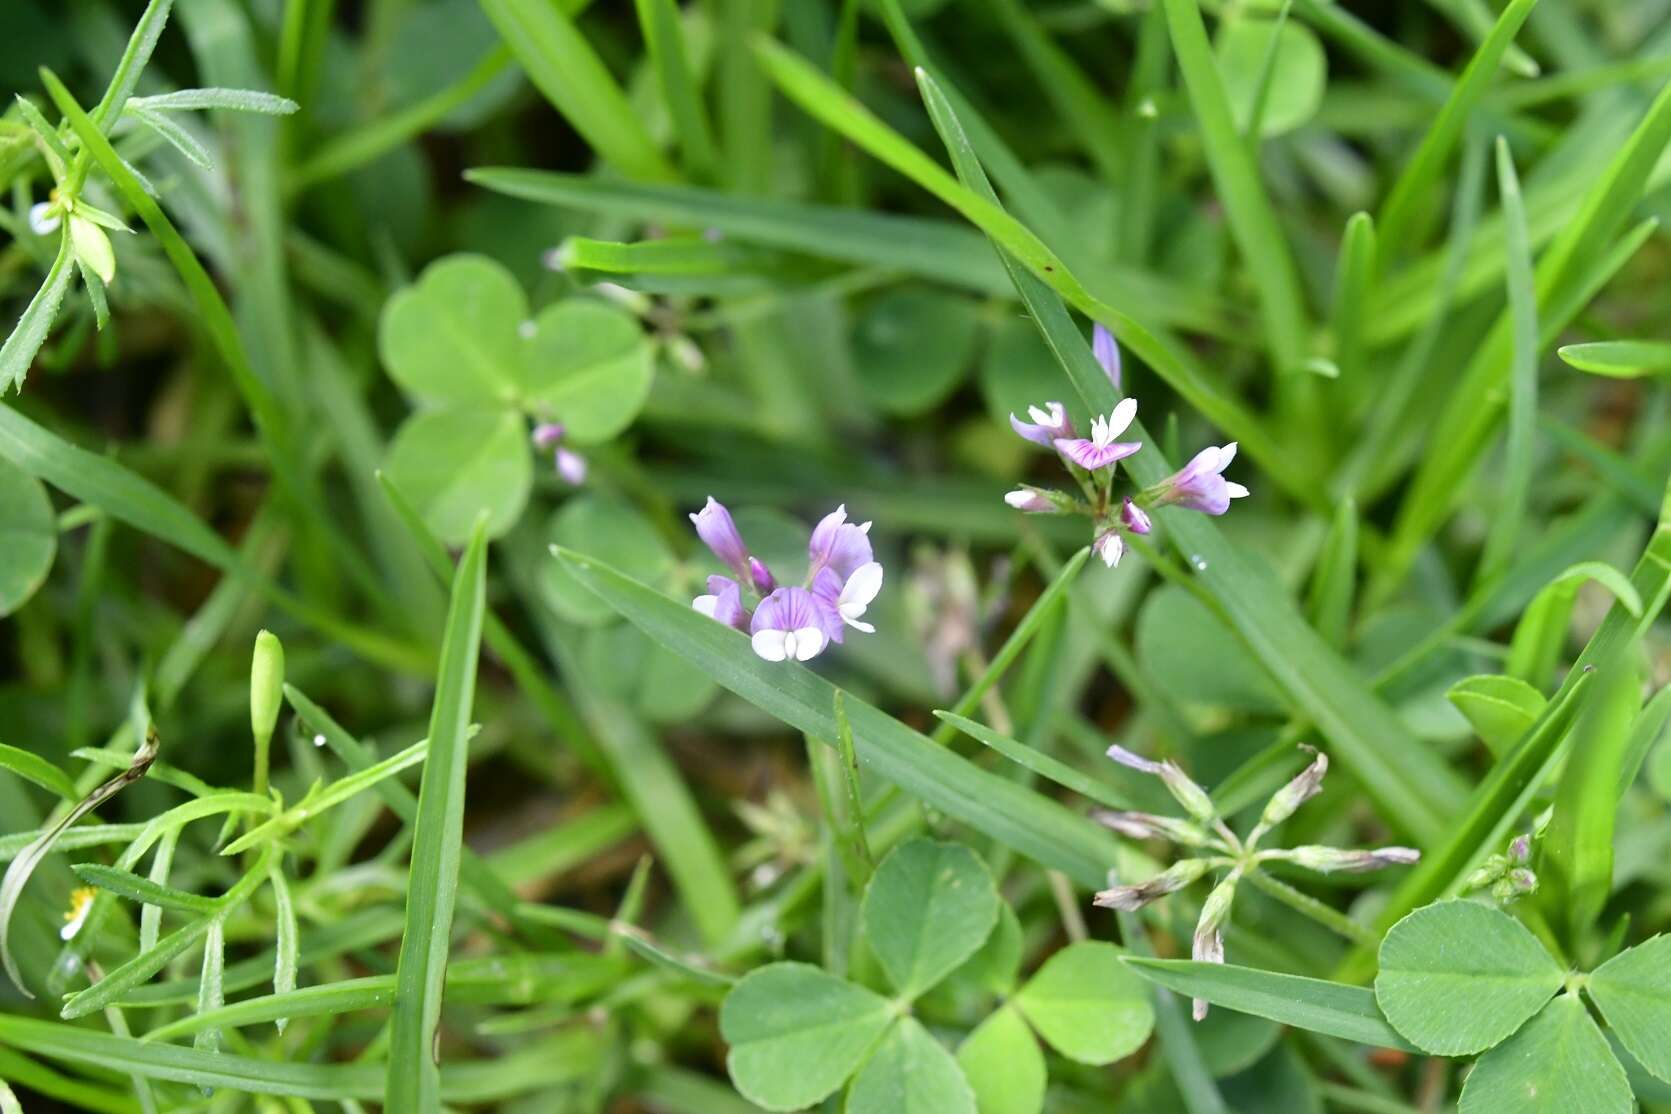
[313, 734, 327, 748]
[1190, 554, 1208, 571]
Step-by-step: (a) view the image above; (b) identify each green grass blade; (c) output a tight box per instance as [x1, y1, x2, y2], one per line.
[0, 235, 74, 394]
[1543, 657, 1642, 941]
[1124, 958, 1415, 1050]
[1158, 0, 1310, 372]
[1374, 0, 1538, 259]
[0, 743, 77, 802]
[916, 65, 1468, 845]
[1306, 498, 1358, 650]
[1329, 214, 1376, 385]
[635, 0, 719, 180]
[143, 977, 397, 1043]
[479, 0, 675, 181]
[222, 738, 431, 855]
[90, 0, 174, 131]
[268, 860, 297, 1030]
[552, 547, 1121, 887]
[72, 864, 219, 913]
[1475, 137, 1538, 588]
[935, 712, 1134, 810]
[386, 520, 489, 1112]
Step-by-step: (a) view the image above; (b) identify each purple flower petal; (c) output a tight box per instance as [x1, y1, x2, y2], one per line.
[1092, 324, 1122, 391]
[807, 504, 873, 581]
[690, 496, 751, 578]
[1055, 437, 1141, 471]
[555, 448, 587, 486]
[692, 575, 749, 630]
[1009, 401, 1073, 447]
[1121, 498, 1151, 535]
[531, 422, 565, 450]
[1153, 443, 1248, 516]
[748, 556, 776, 596]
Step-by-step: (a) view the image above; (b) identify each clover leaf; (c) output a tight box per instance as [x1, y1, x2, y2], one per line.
[1375, 901, 1671, 1114]
[847, 1016, 976, 1114]
[377, 253, 655, 543]
[955, 1006, 1045, 1114]
[1375, 900, 1563, 1056]
[862, 838, 999, 998]
[1013, 941, 1155, 1065]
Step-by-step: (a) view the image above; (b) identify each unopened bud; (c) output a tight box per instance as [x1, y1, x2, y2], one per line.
[1105, 745, 1216, 824]
[1092, 858, 1209, 911]
[251, 630, 285, 751]
[1254, 745, 1327, 837]
[1285, 845, 1420, 874]
[1509, 835, 1531, 863]
[1091, 810, 1213, 847]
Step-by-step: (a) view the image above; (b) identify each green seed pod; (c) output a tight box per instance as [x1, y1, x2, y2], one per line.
[250, 631, 285, 795]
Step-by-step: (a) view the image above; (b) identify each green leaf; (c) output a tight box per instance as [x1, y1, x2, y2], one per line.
[952, 902, 1023, 997]
[380, 254, 527, 406]
[1375, 900, 1563, 1055]
[863, 838, 998, 998]
[1557, 340, 1671, 378]
[72, 863, 218, 913]
[523, 299, 654, 441]
[934, 712, 1133, 811]
[1447, 675, 1548, 756]
[1015, 941, 1154, 1065]
[853, 289, 978, 416]
[1305, 497, 1358, 650]
[386, 520, 489, 1112]
[1585, 934, 1671, 1082]
[0, 235, 75, 394]
[956, 1006, 1043, 1114]
[633, 0, 718, 179]
[1506, 561, 1641, 686]
[383, 408, 530, 545]
[0, 456, 54, 616]
[1122, 958, 1413, 1051]
[0, 743, 76, 802]
[478, 0, 675, 182]
[720, 962, 894, 1112]
[541, 496, 675, 626]
[848, 1015, 975, 1114]
[552, 548, 1122, 887]
[1215, 12, 1325, 136]
[1457, 993, 1631, 1114]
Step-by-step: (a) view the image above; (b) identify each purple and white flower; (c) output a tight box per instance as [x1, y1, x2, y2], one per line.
[1120, 498, 1151, 535]
[1009, 401, 1074, 448]
[1093, 323, 1122, 391]
[532, 422, 587, 486]
[689, 499, 885, 663]
[1055, 398, 1141, 471]
[692, 575, 748, 631]
[750, 587, 831, 662]
[1005, 486, 1066, 514]
[1151, 443, 1249, 515]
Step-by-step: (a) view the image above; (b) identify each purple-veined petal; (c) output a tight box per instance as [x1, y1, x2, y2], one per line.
[751, 587, 835, 661]
[807, 504, 874, 580]
[692, 575, 748, 630]
[1055, 437, 1141, 471]
[690, 496, 751, 578]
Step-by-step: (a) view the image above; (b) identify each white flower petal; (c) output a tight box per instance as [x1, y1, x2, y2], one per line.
[751, 630, 789, 662]
[791, 627, 827, 661]
[839, 562, 884, 611]
[845, 618, 875, 634]
[1225, 482, 1250, 499]
[692, 594, 719, 618]
[1219, 442, 1238, 469]
[1106, 397, 1138, 438]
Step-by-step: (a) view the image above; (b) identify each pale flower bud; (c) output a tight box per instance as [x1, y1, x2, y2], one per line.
[1093, 858, 1209, 911]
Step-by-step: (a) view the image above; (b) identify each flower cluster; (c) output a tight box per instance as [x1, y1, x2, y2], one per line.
[1004, 325, 1248, 567]
[1092, 743, 1418, 1020]
[1465, 831, 1538, 903]
[688, 498, 883, 663]
[531, 422, 587, 486]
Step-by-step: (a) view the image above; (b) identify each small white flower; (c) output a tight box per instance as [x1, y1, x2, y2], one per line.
[751, 625, 827, 662]
[28, 201, 60, 237]
[836, 562, 883, 633]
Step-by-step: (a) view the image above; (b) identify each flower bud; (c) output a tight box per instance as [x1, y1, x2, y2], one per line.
[1092, 323, 1122, 391]
[251, 630, 285, 753]
[690, 496, 751, 579]
[1090, 810, 1213, 847]
[1003, 486, 1071, 515]
[1105, 744, 1216, 823]
[1284, 845, 1420, 874]
[1509, 835, 1531, 863]
[1190, 874, 1238, 1020]
[1253, 746, 1327, 839]
[1092, 858, 1209, 911]
[1120, 498, 1151, 535]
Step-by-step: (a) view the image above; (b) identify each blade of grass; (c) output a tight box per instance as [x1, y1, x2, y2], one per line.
[1475, 137, 1538, 588]
[1124, 958, 1415, 1050]
[386, 519, 489, 1112]
[1329, 213, 1376, 386]
[1306, 498, 1358, 650]
[479, 0, 675, 181]
[916, 65, 1468, 844]
[1375, 0, 1538, 260]
[936, 712, 1135, 810]
[1158, 0, 1309, 373]
[0, 234, 74, 394]
[144, 977, 396, 1043]
[634, 0, 718, 180]
[0, 743, 78, 802]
